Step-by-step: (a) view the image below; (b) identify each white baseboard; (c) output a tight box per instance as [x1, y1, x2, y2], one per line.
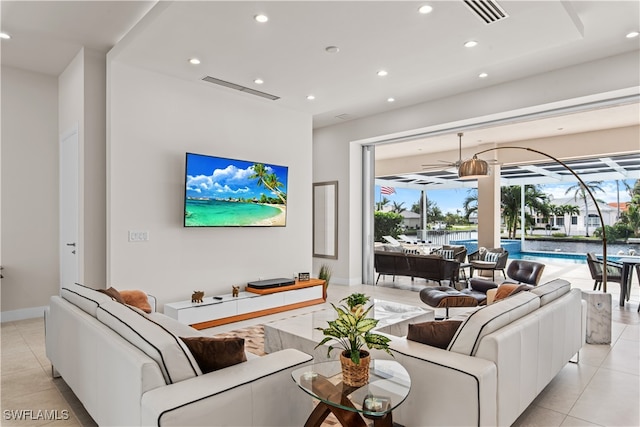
[1, 306, 47, 323]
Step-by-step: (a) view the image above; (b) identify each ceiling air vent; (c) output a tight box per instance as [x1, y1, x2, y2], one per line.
[201, 76, 280, 101]
[463, 0, 508, 24]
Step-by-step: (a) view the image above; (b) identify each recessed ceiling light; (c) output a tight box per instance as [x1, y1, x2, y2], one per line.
[325, 46, 340, 53]
[387, 97, 395, 103]
[626, 31, 639, 38]
[478, 72, 488, 78]
[306, 95, 315, 100]
[254, 78, 264, 85]
[0, 32, 11, 40]
[254, 14, 269, 23]
[464, 40, 478, 48]
[418, 5, 433, 14]
[188, 58, 201, 65]
[377, 70, 388, 77]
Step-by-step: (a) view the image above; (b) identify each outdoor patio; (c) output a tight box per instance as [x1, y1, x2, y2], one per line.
[374, 256, 640, 325]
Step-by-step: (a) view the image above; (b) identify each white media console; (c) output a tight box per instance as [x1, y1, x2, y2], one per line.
[163, 279, 325, 329]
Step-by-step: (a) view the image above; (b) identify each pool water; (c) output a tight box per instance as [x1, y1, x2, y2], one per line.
[511, 251, 629, 265]
[511, 251, 587, 264]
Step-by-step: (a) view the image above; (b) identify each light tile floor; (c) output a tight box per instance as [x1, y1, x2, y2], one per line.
[1, 260, 638, 426]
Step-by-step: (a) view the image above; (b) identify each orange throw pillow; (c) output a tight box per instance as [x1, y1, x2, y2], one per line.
[119, 290, 152, 313]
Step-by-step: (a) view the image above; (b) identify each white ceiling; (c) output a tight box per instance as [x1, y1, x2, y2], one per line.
[2, 1, 639, 140]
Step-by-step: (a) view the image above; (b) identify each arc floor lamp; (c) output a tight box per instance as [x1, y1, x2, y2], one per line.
[458, 146, 608, 290]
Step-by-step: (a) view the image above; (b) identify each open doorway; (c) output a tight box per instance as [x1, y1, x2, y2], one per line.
[361, 100, 640, 285]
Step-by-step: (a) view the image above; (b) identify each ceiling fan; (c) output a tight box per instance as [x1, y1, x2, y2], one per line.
[420, 132, 498, 172]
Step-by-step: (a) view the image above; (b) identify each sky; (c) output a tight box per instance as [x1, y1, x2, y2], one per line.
[185, 152, 288, 200]
[377, 179, 636, 214]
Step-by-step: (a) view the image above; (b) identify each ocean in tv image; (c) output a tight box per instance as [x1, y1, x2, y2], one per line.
[184, 153, 288, 227]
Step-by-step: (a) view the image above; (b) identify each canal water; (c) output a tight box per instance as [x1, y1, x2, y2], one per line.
[523, 239, 639, 256]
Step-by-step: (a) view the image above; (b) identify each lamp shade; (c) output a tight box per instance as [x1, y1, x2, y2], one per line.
[458, 157, 489, 179]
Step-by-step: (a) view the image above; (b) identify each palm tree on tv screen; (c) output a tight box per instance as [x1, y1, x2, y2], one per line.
[250, 163, 286, 204]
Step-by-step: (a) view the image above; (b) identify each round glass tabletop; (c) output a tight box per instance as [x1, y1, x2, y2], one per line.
[291, 359, 411, 417]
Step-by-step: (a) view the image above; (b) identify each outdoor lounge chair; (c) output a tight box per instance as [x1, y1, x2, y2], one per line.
[586, 252, 625, 292]
[468, 248, 509, 281]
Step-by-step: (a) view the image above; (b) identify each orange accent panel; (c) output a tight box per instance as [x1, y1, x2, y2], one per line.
[190, 298, 326, 330]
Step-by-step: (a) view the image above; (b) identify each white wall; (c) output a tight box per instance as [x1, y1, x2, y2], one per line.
[1, 66, 59, 317]
[107, 62, 312, 308]
[58, 48, 107, 288]
[313, 50, 640, 285]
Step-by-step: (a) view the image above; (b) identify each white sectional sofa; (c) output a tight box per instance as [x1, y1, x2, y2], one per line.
[387, 279, 586, 427]
[45, 283, 313, 427]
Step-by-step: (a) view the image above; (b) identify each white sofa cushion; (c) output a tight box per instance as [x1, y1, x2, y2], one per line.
[97, 300, 201, 384]
[61, 283, 114, 317]
[530, 278, 571, 305]
[448, 291, 540, 356]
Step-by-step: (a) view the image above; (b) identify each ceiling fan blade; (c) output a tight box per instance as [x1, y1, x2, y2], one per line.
[421, 162, 456, 170]
[421, 160, 455, 167]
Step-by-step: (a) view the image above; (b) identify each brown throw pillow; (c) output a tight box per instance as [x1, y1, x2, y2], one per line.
[494, 284, 521, 301]
[407, 320, 463, 349]
[97, 287, 125, 304]
[180, 337, 247, 373]
[119, 290, 152, 313]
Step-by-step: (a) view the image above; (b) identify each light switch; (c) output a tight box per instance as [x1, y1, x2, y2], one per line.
[128, 231, 149, 242]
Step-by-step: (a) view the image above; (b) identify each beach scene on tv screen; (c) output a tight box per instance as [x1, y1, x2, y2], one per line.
[185, 153, 288, 227]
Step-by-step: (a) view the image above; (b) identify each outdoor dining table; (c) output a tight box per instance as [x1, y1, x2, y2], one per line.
[616, 256, 640, 307]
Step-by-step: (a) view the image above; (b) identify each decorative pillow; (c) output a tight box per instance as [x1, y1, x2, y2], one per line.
[180, 337, 247, 373]
[437, 249, 455, 260]
[119, 290, 152, 313]
[484, 251, 500, 263]
[494, 284, 520, 301]
[97, 287, 126, 304]
[407, 320, 463, 349]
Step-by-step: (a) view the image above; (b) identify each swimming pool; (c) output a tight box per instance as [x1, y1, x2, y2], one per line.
[510, 251, 628, 265]
[511, 251, 587, 264]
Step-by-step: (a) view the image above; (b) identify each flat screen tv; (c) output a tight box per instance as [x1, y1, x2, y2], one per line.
[184, 152, 288, 227]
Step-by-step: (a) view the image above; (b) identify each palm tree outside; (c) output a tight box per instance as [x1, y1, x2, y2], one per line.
[565, 181, 605, 237]
[391, 201, 406, 214]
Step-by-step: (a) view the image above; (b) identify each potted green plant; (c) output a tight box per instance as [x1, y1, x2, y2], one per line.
[315, 293, 392, 386]
[318, 264, 332, 300]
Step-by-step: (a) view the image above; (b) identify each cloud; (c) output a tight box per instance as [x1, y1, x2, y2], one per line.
[186, 174, 213, 191]
[544, 181, 632, 204]
[187, 163, 262, 197]
[211, 164, 254, 184]
[213, 183, 250, 194]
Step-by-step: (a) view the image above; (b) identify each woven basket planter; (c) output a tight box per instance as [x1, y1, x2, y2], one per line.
[340, 350, 370, 387]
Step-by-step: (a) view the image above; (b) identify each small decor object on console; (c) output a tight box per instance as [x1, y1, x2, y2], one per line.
[315, 292, 392, 387]
[232, 286, 239, 297]
[298, 272, 310, 281]
[191, 291, 204, 303]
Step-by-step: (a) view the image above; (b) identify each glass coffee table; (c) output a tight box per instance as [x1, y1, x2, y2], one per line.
[291, 359, 410, 427]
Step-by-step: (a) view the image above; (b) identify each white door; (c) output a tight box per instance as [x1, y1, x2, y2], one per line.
[60, 126, 79, 290]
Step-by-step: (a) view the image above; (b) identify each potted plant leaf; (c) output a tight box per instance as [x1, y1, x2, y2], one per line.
[318, 264, 332, 300]
[315, 293, 392, 386]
